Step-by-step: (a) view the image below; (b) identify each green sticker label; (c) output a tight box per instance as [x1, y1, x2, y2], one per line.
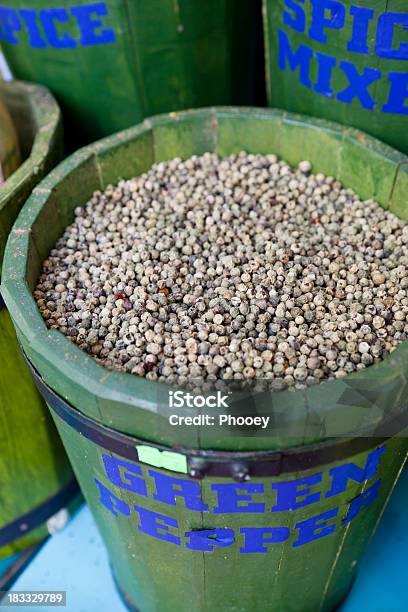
[136, 445, 188, 474]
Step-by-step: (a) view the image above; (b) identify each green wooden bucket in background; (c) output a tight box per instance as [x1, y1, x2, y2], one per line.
[0, 95, 20, 183]
[0, 81, 78, 565]
[0, 1, 260, 146]
[263, 0, 408, 154]
[2, 108, 408, 611]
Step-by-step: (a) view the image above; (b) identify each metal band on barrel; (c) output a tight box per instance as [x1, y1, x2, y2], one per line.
[25, 353, 408, 481]
[0, 479, 79, 548]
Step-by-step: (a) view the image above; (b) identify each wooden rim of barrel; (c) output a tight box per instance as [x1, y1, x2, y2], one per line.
[2, 107, 408, 451]
[0, 92, 21, 187]
[0, 80, 62, 273]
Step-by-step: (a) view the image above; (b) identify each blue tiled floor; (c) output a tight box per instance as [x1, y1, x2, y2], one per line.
[9, 468, 408, 611]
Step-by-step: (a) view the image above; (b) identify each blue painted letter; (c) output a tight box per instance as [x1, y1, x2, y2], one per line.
[240, 527, 290, 553]
[102, 454, 148, 497]
[71, 2, 115, 46]
[337, 61, 382, 110]
[376, 12, 408, 60]
[342, 479, 381, 524]
[0, 8, 21, 44]
[149, 470, 208, 511]
[294, 507, 338, 547]
[40, 8, 76, 48]
[134, 505, 181, 546]
[314, 51, 337, 97]
[283, 0, 306, 33]
[94, 478, 130, 517]
[326, 446, 385, 497]
[309, 0, 346, 44]
[278, 28, 313, 88]
[271, 472, 322, 511]
[19, 10, 47, 48]
[383, 72, 408, 115]
[347, 6, 374, 55]
[212, 483, 265, 514]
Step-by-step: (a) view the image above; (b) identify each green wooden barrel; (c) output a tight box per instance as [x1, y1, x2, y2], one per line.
[0, 81, 78, 562]
[263, 0, 408, 154]
[0, 95, 21, 183]
[2, 108, 408, 611]
[0, 1, 258, 145]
